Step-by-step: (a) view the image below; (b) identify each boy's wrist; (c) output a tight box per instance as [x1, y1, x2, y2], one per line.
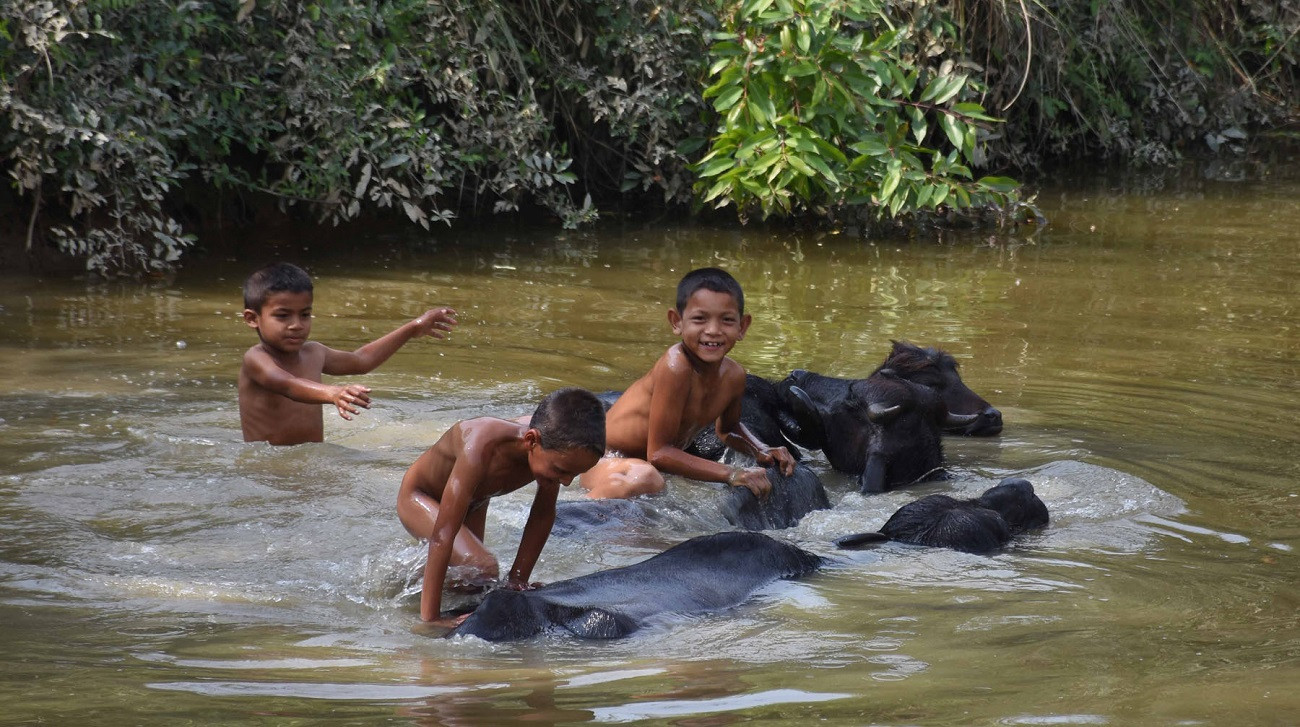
[726, 466, 744, 487]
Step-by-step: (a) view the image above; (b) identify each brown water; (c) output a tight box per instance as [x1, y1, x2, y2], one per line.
[1, 159, 1298, 725]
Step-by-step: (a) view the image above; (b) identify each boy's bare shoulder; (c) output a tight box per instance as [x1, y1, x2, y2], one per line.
[456, 416, 524, 445]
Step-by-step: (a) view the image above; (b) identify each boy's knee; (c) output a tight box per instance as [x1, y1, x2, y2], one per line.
[580, 459, 665, 499]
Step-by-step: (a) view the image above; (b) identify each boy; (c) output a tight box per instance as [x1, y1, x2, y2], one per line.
[580, 267, 796, 499]
[397, 387, 606, 626]
[239, 262, 458, 445]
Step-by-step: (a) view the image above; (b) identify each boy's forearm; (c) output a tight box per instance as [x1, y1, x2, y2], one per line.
[350, 319, 422, 373]
[648, 446, 736, 484]
[508, 504, 556, 584]
[420, 539, 452, 622]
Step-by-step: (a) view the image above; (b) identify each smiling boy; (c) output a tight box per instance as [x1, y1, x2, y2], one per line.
[238, 262, 457, 445]
[580, 267, 796, 499]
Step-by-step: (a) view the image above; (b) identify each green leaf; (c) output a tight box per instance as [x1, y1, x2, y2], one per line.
[715, 85, 744, 111]
[977, 176, 1020, 193]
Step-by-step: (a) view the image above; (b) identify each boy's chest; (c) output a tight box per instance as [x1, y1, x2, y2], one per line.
[678, 375, 733, 428]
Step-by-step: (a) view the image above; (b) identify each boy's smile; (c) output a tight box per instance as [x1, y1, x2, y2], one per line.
[244, 290, 314, 354]
[670, 289, 751, 365]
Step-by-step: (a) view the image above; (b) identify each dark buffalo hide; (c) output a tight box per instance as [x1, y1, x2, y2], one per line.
[550, 498, 663, 537]
[834, 478, 1048, 553]
[782, 367, 975, 493]
[720, 464, 831, 531]
[450, 531, 824, 641]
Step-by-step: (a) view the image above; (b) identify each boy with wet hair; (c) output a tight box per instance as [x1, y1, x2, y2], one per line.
[580, 267, 796, 499]
[239, 262, 458, 445]
[397, 387, 606, 626]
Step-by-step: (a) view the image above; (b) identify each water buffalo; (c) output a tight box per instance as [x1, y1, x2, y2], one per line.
[450, 531, 823, 641]
[719, 464, 830, 531]
[834, 478, 1048, 553]
[781, 365, 978, 493]
[784, 341, 1002, 442]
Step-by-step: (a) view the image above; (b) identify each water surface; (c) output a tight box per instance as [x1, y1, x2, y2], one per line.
[1, 160, 1298, 725]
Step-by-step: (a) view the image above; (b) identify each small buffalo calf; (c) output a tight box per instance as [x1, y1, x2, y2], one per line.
[835, 478, 1048, 554]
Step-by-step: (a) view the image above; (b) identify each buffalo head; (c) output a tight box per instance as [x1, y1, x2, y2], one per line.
[782, 368, 977, 493]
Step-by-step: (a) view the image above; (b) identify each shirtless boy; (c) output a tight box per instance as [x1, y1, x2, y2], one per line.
[580, 267, 796, 499]
[238, 262, 458, 445]
[397, 387, 605, 626]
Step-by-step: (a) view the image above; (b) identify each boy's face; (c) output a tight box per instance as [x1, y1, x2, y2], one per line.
[243, 290, 314, 353]
[668, 289, 751, 364]
[527, 442, 601, 488]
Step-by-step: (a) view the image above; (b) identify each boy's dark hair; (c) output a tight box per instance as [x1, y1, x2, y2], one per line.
[676, 267, 744, 315]
[243, 263, 313, 311]
[529, 387, 606, 456]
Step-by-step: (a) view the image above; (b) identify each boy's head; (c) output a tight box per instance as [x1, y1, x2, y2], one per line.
[670, 267, 751, 362]
[528, 387, 606, 456]
[243, 263, 313, 312]
[676, 267, 744, 315]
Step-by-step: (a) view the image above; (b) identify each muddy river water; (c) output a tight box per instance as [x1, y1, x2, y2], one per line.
[1, 159, 1297, 725]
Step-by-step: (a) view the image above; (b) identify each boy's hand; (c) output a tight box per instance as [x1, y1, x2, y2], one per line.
[730, 467, 773, 499]
[331, 384, 372, 420]
[502, 577, 543, 591]
[756, 446, 797, 476]
[413, 307, 458, 339]
[412, 611, 471, 633]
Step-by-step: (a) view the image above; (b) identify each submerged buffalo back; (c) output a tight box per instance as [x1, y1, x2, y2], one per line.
[721, 464, 831, 531]
[452, 532, 823, 642]
[878, 493, 1012, 553]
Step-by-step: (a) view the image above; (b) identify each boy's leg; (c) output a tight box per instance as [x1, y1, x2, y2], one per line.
[579, 457, 666, 499]
[398, 489, 500, 587]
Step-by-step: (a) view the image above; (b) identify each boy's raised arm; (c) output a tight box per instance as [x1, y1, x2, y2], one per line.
[323, 307, 457, 376]
[504, 481, 560, 590]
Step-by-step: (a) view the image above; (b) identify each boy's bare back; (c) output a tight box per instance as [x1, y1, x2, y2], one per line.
[401, 417, 540, 506]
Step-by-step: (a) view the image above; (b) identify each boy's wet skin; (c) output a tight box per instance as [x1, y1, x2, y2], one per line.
[398, 388, 606, 627]
[238, 262, 456, 446]
[581, 268, 796, 500]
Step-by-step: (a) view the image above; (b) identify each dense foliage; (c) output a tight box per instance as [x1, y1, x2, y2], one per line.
[694, 0, 1018, 222]
[1, 0, 1295, 275]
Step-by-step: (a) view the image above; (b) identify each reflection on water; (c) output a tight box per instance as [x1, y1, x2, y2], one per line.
[1, 159, 1299, 724]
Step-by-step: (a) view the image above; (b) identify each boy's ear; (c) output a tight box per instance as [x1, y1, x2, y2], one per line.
[737, 312, 752, 340]
[667, 307, 683, 335]
[522, 428, 542, 449]
[242, 309, 260, 329]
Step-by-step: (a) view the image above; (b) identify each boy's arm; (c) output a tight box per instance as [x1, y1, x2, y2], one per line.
[644, 361, 756, 488]
[419, 454, 479, 625]
[503, 481, 560, 590]
[323, 307, 458, 376]
[243, 347, 371, 419]
[716, 394, 797, 476]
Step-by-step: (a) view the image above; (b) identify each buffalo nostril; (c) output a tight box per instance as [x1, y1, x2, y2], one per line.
[982, 407, 1002, 425]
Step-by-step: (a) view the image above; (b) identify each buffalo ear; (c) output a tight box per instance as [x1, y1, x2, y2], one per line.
[784, 385, 828, 447]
